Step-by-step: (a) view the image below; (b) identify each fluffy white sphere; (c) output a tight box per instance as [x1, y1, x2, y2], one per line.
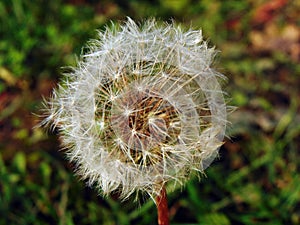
[42, 18, 227, 199]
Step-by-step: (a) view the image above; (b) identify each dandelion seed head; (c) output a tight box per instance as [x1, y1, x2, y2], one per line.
[41, 17, 228, 199]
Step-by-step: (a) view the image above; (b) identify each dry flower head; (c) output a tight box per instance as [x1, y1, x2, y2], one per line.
[41, 18, 228, 200]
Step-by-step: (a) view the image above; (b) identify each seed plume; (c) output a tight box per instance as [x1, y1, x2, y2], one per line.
[41, 18, 228, 199]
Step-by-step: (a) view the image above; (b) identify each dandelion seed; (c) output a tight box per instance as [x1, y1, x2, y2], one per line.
[41, 17, 229, 225]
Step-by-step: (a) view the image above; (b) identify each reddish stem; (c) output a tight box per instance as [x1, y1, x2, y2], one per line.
[156, 186, 169, 225]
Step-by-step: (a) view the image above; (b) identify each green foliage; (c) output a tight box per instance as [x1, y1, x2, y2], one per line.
[0, 0, 96, 78]
[1, 0, 299, 224]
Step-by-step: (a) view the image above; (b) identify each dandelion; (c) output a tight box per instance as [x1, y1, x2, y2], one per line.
[41, 18, 228, 224]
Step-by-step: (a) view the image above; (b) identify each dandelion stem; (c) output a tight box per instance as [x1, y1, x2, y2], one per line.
[156, 186, 169, 225]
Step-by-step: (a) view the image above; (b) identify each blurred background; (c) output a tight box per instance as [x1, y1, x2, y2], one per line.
[0, 0, 299, 224]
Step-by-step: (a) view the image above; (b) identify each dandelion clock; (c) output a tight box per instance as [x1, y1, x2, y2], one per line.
[41, 18, 228, 225]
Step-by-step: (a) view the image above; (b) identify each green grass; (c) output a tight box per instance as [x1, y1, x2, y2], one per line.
[1, 0, 299, 224]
